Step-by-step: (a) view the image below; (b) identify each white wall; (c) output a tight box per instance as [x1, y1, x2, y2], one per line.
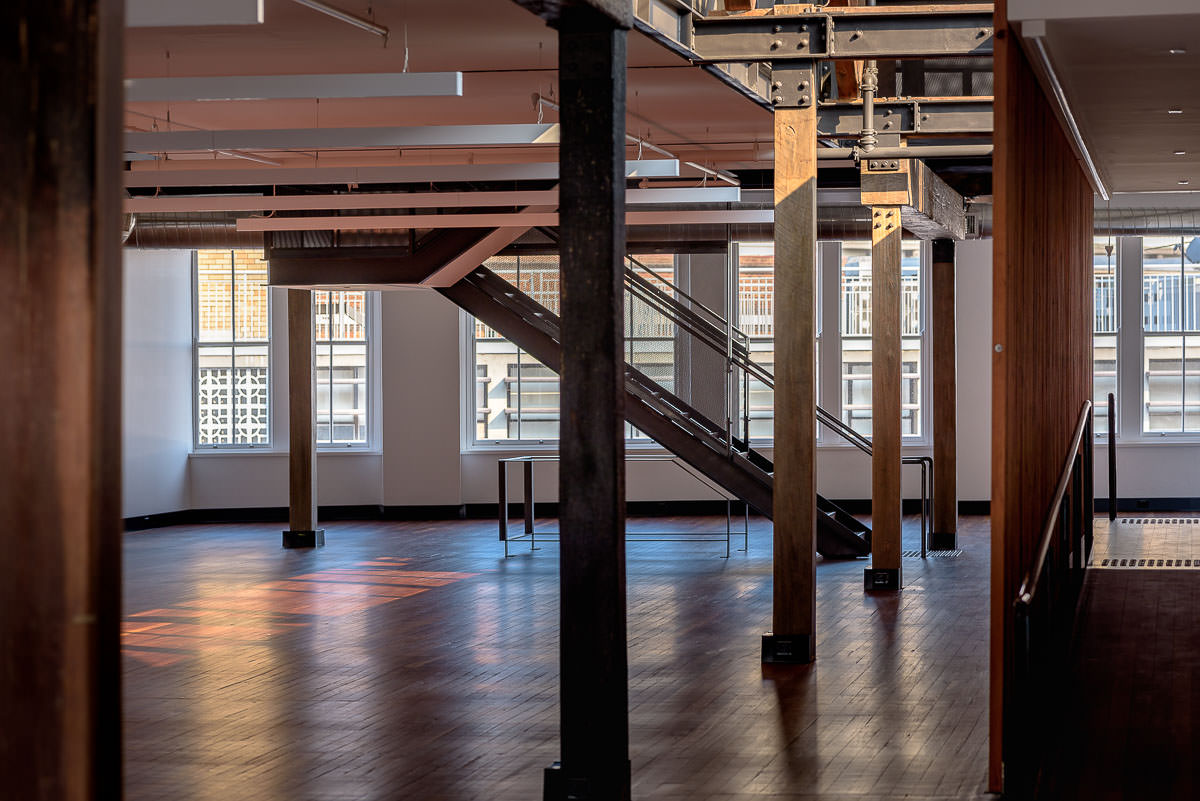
[122, 250, 193, 518]
[120, 238, 1039, 516]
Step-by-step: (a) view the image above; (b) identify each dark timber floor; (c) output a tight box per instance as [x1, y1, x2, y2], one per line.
[124, 515, 991, 800]
[1035, 520, 1200, 801]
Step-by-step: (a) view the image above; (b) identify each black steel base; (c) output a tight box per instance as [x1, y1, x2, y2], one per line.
[930, 531, 958, 551]
[864, 567, 901, 591]
[543, 760, 632, 801]
[282, 529, 325, 548]
[761, 633, 815, 664]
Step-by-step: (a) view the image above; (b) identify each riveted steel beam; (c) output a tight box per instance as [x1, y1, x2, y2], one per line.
[692, 5, 994, 62]
[817, 97, 993, 137]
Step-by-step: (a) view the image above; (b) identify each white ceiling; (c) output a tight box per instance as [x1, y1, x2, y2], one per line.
[1011, 3, 1200, 194]
[124, 0, 772, 178]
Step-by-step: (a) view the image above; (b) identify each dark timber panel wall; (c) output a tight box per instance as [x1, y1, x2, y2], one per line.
[989, 0, 1095, 790]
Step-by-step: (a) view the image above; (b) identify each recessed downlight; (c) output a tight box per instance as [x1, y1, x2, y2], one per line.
[1169, 48, 1188, 55]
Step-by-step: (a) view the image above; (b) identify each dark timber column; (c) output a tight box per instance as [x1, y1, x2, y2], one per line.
[284, 289, 323, 548]
[763, 61, 818, 664]
[0, 1, 124, 798]
[867, 205, 903, 590]
[549, 7, 630, 800]
[931, 239, 958, 549]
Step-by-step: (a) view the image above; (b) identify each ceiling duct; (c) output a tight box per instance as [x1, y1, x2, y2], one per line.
[124, 212, 264, 249]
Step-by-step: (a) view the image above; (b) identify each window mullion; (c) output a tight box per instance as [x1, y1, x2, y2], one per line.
[229, 250, 238, 445]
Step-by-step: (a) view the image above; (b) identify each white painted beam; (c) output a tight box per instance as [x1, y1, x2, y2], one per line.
[235, 209, 773, 232]
[122, 159, 682, 187]
[123, 186, 740, 214]
[125, 124, 560, 155]
[125, 73, 463, 102]
[127, 0, 263, 27]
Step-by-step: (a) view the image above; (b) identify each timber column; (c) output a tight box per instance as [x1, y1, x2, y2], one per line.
[859, 158, 907, 591]
[284, 289, 323, 548]
[931, 238, 958, 549]
[548, 5, 632, 800]
[866, 203, 904, 589]
[763, 60, 819, 664]
[0, 0, 124, 798]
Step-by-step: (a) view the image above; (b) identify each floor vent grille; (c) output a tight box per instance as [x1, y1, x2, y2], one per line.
[1117, 518, 1200, 525]
[902, 549, 963, 558]
[1092, 558, 1200, 568]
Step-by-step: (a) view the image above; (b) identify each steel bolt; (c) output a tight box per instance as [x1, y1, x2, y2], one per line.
[772, 95, 783, 105]
[771, 39, 783, 50]
[773, 25, 782, 33]
[772, 80, 782, 90]
[797, 81, 808, 90]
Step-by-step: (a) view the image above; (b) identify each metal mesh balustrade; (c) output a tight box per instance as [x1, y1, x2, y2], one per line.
[473, 253, 745, 443]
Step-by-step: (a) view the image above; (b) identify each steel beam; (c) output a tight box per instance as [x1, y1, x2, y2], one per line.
[1, 1, 124, 798]
[549, 8, 631, 801]
[124, 185, 740, 214]
[122, 159, 681, 188]
[692, 4, 993, 62]
[931, 238, 959, 550]
[817, 97, 993, 138]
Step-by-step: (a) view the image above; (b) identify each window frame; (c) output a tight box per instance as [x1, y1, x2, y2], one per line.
[191, 249, 273, 451]
[462, 242, 933, 453]
[1099, 234, 1200, 446]
[313, 289, 378, 451]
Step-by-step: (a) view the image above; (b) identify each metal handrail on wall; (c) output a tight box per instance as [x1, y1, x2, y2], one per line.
[1007, 399, 1095, 799]
[625, 254, 934, 553]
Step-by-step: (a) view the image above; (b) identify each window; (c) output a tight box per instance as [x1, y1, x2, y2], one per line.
[467, 241, 928, 447]
[737, 243, 777, 439]
[1142, 236, 1200, 433]
[474, 255, 561, 442]
[839, 240, 924, 437]
[314, 290, 370, 445]
[194, 249, 270, 447]
[1093, 237, 1118, 434]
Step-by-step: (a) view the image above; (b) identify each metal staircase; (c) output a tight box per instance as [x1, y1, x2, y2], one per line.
[439, 259, 931, 558]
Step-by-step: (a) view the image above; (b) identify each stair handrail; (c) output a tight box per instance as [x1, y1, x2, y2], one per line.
[622, 260, 935, 553]
[1007, 399, 1094, 799]
[625, 254, 737, 340]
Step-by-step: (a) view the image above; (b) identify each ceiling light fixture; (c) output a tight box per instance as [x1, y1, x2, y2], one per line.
[1180, 180, 1191, 186]
[289, 0, 388, 40]
[124, 123, 562, 155]
[125, 72, 463, 103]
[1176, 151, 1188, 156]
[1169, 109, 1184, 115]
[1169, 48, 1187, 55]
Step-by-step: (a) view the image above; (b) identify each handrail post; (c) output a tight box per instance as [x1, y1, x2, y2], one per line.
[1107, 392, 1116, 521]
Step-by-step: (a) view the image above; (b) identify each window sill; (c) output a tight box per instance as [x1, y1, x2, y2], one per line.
[463, 440, 679, 456]
[1099, 437, 1200, 448]
[190, 448, 381, 457]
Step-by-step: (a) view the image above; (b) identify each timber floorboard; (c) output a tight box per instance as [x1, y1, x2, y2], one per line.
[1035, 522, 1200, 801]
[123, 514, 992, 800]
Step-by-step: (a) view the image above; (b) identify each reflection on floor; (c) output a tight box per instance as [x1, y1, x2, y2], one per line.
[1090, 517, 1200, 566]
[1038, 516, 1200, 800]
[124, 515, 991, 801]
